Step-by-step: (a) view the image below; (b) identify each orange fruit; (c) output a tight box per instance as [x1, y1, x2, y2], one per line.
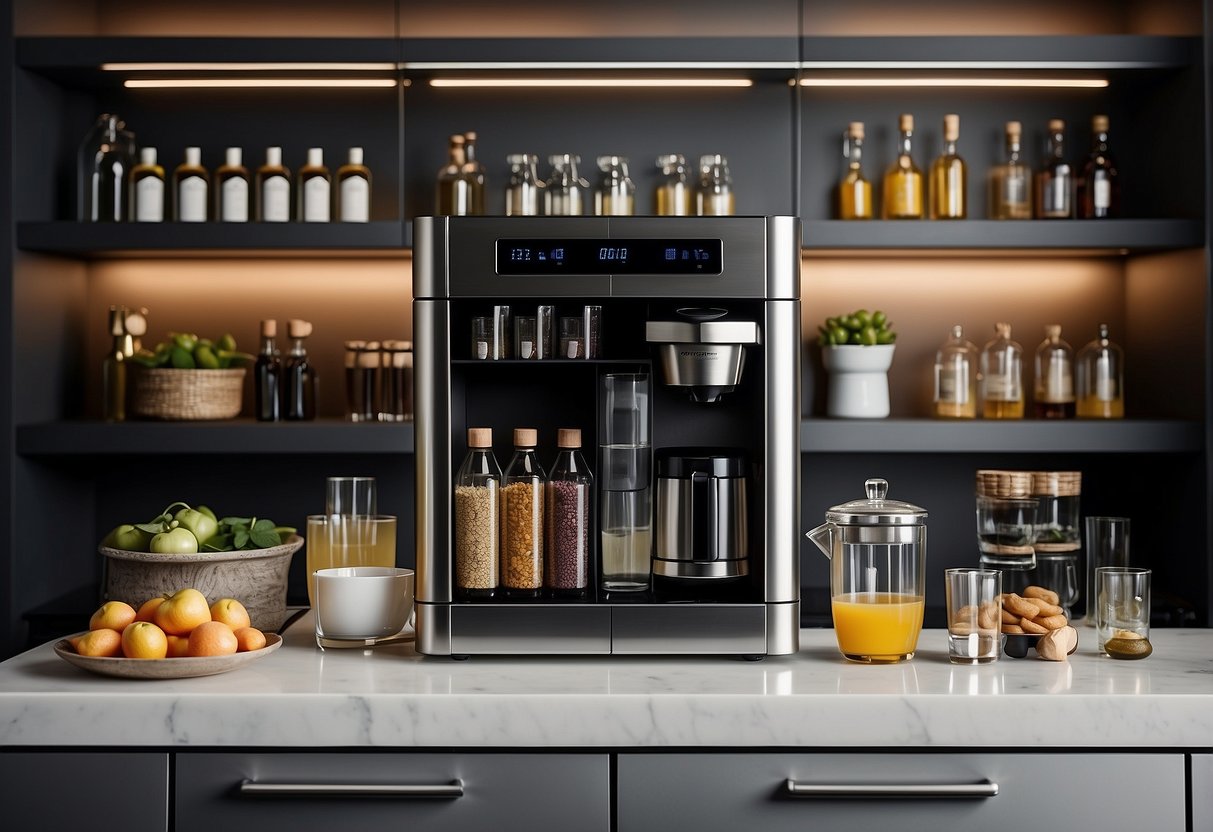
[233, 627, 267, 652]
[209, 598, 251, 631]
[121, 621, 169, 659]
[135, 595, 169, 622]
[89, 600, 137, 632]
[165, 634, 191, 658]
[187, 621, 238, 657]
[73, 628, 123, 657]
[154, 588, 212, 636]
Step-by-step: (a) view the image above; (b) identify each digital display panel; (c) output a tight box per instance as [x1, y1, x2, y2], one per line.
[496, 238, 723, 275]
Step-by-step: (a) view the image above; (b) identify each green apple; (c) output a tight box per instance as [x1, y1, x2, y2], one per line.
[102, 524, 152, 551]
[149, 526, 199, 554]
[174, 507, 218, 546]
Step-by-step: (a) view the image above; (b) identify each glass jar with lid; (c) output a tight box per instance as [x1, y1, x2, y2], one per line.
[505, 153, 543, 216]
[933, 324, 978, 419]
[545, 428, 593, 597]
[544, 154, 588, 216]
[343, 340, 378, 423]
[501, 427, 546, 598]
[1075, 323, 1125, 418]
[654, 154, 693, 216]
[454, 427, 502, 600]
[975, 469, 1037, 567]
[696, 154, 735, 216]
[1033, 324, 1075, 419]
[379, 340, 413, 422]
[1031, 470, 1081, 554]
[594, 155, 635, 216]
[979, 322, 1024, 419]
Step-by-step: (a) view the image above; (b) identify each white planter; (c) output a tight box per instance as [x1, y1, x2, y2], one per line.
[822, 344, 896, 418]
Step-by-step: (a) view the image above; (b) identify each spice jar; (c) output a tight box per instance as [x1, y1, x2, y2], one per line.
[454, 427, 502, 600]
[379, 340, 413, 422]
[545, 428, 593, 597]
[1031, 470, 1081, 553]
[975, 469, 1037, 566]
[343, 340, 379, 423]
[501, 428, 546, 598]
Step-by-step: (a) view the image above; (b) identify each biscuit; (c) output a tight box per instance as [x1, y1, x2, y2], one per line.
[1020, 617, 1048, 635]
[1023, 585, 1060, 606]
[1003, 594, 1041, 619]
[1037, 614, 1069, 630]
[1033, 601, 1065, 617]
[1002, 623, 1025, 634]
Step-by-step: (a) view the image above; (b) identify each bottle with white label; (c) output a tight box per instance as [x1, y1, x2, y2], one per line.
[979, 322, 1025, 419]
[173, 147, 209, 222]
[298, 147, 331, 222]
[1076, 323, 1125, 418]
[1033, 324, 1075, 419]
[933, 324, 978, 419]
[215, 147, 250, 222]
[1078, 114, 1119, 219]
[129, 147, 165, 222]
[335, 147, 371, 222]
[256, 146, 292, 222]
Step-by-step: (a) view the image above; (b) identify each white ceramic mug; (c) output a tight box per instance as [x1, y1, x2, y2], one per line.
[313, 566, 414, 641]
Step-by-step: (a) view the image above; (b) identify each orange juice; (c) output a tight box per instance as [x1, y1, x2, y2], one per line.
[831, 592, 925, 663]
[306, 515, 397, 607]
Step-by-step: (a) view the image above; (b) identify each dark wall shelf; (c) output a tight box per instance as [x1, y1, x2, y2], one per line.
[800, 219, 1205, 251]
[402, 36, 799, 68]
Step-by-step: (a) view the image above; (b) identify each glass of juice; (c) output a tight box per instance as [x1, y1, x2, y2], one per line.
[306, 514, 398, 608]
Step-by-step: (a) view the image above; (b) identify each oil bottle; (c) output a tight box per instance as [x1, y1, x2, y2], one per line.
[283, 318, 317, 421]
[254, 318, 281, 422]
[102, 306, 132, 422]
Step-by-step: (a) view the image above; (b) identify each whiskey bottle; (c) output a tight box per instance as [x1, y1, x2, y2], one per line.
[1035, 119, 1074, 219]
[933, 324, 978, 419]
[988, 121, 1032, 220]
[838, 122, 873, 220]
[254, 318, 281, 422]
[1033, 324, 1075, 419]
[129, 147, 165, 222]
[928, 113, 966, 219]
[336, 147, 372, 222]
[215, 147, 250, 223]
[882, 114, 923, 219]
[102, 306, 132, 423]
[979, 322, 1025, 419]
[1076, 323, 1125, 418]
[436, 134, 471, 215]
[1077, 114, 1119, 219]
[461, 131, 487, 215]
[283, 319, 317, 421]
[173, 146, 209, 222]
[298, 147, 331, 222]
[256, 146, 292, 222]
[654, 154, 693, 216]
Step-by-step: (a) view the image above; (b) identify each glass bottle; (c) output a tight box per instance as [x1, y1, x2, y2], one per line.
[256, 146, 292, 222]
[254, 318, 281, 422]
[1076, 323, 1125, 418]
[594, 155, 635, 216]
[173, 146, 209, 222]
[882, 113, 924, 219]
[928, 113, 966, 220]
[1078, 114, 1119, 219]
[283, 319, 317, 421]
[654, 153, 693, 216]
[436, 134, 471, 215]
[344, 340, 379, 422]
[454, 427, 502, 600]
[501, 427, 546, 599]
[1035, 118, 1074, 219]
[1034, 324, 1076, 419]
[988, 120, 1032, 220]
[215, 147, 250, 223]
[336, 147, 372, 223]
[933, 324, 978, 419]
[78, 113, 133, 222]
[696, 154, 735, 216]
[837, 121, 873, 220]
[461, 131, 487, 215]
[298, 147, 331, 222]
[129, 147, 165, 223]
[979, 322, 1025, 419]
[505, 153, 543, 216]
[544, 154, 588, 216]
[545, 427, 593, 598]
[102, 306, 131, 423]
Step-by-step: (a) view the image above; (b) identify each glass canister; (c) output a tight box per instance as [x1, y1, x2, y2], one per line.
[655, 153, 693, 216]
[454, 427, 502, 600]
[696, 154, 735, 216]
[594, 155, 635, 216]
[975, 469, 1037, 567]
[545, 428, 593, 597]
[1033, 324, 1076, 419]
[1076, 323, 1125, 418]
[1031, 470, 1081, 553]
[544, 154, 588, 216]
[505, 153, 543, 216]
[343, 340, 379, 423]
[501, 427, 546, 598]
[379, 340, 413, 421]
[804, 478, 927, 664]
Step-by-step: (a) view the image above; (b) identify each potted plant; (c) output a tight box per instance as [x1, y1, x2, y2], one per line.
[816, 309, 897, 418]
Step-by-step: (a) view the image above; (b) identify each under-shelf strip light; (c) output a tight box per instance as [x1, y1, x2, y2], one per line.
[798, 77, 1108, 88]
[124, 79, 400, 89]
[429, 78, 753, 88]
[102, 62, 400, 72]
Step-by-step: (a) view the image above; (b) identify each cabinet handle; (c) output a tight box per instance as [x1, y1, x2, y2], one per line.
[239, 779, 464, 798]
[784, 779, 998, 799]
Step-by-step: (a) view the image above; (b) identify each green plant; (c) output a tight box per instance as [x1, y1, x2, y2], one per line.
[817, 308, 896, 347]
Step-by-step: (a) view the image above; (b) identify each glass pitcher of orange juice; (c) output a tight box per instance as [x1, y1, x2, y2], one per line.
[806, 478, 927, 664]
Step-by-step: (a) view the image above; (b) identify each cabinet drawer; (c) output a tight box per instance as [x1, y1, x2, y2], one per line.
[176, 752, 608, 832]
[618, 752, 1184, 832]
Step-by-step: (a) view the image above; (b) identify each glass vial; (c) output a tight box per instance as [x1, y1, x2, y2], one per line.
[655, 153, 693, 216]
[696, 154, 735, 216]
[594, 155, 636, 216]
[79, 113, 133, 222]
[471, 316, 493, 360]
[929, 113, 966, 219]
[505, 153, 543, 216]
[256, 146, 292, 222]
[501, 428, 546, 598]
[883, 113, 924, 219]
[933, 324, 978, 419]
[173, 147, 209, 222]
[989, 120, 1032, 220]
[344, 340, 379, 422]
[436, 134, 470, 215]
[129, 147, 165, 223]
[1035, 118, 1074, 219]
[215, 147, 250, 223]
[979, 322, 1025, 419]
[336, 147, 372, 222]
[546, 428, 593, 597]
[560, 316, 584, 358]
[254, 318, 281, 422]
[515, 316, 538, 360]
[838, 121, 873, 220]
[283, 319, 317, 421]
[1076, 323, 1125, 418]
[1078, 114, 1119, 219]
[461, 131, 487, 215]
[1034, 324, 1076, 419]
[102, 306, 131, 423]
[299, 147, 331, 222]
[544, 154, 588, 216]
[379, 340, 413, 422]
[454, 427, 501, 600]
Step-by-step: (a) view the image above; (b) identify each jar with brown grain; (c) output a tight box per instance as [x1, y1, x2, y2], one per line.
[545, 428, 593, 598]
[501, 428, 545, 598]
[454, 427, 501, 600]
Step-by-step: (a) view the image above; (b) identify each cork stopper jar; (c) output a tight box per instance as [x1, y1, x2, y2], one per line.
[453, 427, 502, 599]
[502, 427, 546, 597]
[546, 426, 593, 597]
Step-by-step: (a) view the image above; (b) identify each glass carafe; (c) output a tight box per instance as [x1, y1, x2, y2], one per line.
[1033, 324, 1075, 419]
[933, 324, 978, 419]
[545, 428, 593, 597]
[594, 155, 635, 216]
[544, 154, 588, 216]
[979, 322, 1025, 419]
[454, 427, 502, 600]
[655, 154, 693, 216]
[505, 153, 543, 216]
[501, 428, 546, 598]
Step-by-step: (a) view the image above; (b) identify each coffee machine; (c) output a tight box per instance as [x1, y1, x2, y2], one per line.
[413, 215, 800, 657]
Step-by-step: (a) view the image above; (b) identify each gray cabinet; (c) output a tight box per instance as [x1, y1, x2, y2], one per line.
[617, 752, 1186, 832]
[0, 751, 169, 831]
[1194, 754, 1213, 831]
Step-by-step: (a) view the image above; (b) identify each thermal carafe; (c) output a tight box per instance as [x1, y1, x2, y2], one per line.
[653, 448, 748, 580]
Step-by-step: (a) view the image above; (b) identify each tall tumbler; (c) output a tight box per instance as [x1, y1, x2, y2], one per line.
[1083, 516, 1130, 625]
[599, 373, 651, 592]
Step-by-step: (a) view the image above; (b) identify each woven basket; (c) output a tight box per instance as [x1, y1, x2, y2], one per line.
[131, 367, 246, 420]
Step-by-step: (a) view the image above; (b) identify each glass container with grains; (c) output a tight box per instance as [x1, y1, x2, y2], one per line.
[454, 427, 502, 600]
[545, 428, 593, 598]
[502, 428, 546, 598]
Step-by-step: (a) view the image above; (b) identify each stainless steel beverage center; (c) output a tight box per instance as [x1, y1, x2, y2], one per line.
[413, 216, 801, 657]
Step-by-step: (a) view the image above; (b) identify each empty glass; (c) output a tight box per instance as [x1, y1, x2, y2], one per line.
[1084, 516, 1130, 624]
[326, 476, 376, 517]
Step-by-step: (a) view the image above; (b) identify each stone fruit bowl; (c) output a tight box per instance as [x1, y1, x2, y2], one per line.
[99, 534, 303, 633]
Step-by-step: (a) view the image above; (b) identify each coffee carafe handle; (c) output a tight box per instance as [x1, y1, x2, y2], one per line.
[691, 469, 717, 562]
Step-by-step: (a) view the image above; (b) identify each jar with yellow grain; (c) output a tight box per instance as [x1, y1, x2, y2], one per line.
[501, 428, 546, 599]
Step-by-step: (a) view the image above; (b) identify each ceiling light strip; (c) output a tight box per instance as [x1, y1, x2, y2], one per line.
[405, 60, 796, 70]
[802, 60, 1157, 70]
[428, 78, 753, 88]
[799, 78, 1108, 88]
[124, 79, 400, 89]
[102, 62, 399, 72]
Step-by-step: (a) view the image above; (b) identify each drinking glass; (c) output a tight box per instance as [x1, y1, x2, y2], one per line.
[944, 568, 1002, 664]
[1083, 516, 1129, 624]
[326, 476, 376, 517]
[1094, 566, 1150, 654]
[306, 514, 398, 607]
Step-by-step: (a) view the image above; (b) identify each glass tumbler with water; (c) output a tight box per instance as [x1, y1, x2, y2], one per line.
[599, 373, 651, 592]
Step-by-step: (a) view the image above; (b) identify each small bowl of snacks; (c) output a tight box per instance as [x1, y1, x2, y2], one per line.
[1001, 585, 1079, 660]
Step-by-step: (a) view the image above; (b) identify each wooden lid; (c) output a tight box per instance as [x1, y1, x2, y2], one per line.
[557, 428, 582, 448]
[287, 319, 312, 339]
[1032, 471, 1082, 496]
[943, 113, 959, 141]
[899, 113, 914, 132]
[513, 427, 538, 447]
[976, 469, 1033, 498]
[467, 427, 492, 448]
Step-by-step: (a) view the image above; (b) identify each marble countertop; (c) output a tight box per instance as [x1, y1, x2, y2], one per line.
[2, 613, 1211, 750]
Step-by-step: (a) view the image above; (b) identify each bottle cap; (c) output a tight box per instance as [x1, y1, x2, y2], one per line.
[1044, 324, 1062, 341]
[467, 427, 492, 448]
[307, 147, 324, 167]
[1048, 118, 1065, 132]
[348, 147, 364, 165]
[1005, 120, 1022, 137]
[225, 147, 242, 167]
[184, 147, 201, 166]
[261, 319, 277, 338]
[848, 121, 865, 139]
[266, 146, 282, 166]
[899, 113, 914, 131]
[513, 427, 538, 447]
[943, 113, 959, 141]
[464, 131, 477, 143]
[140, 147, 157, 165]
[287, 319, 312, 339]
[1092, 114, 1109, 132]
[557, 428, 582, 448]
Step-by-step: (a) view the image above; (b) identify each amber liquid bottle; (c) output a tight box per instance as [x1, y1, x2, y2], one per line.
[336, 147, 372, 222]
[928, 113, 966, 219]
[215, 147, 250, 223]
[462, 131, 487, 215]
[838, 121, 873, 220]
[254, 318, 281, 422]
[1078, 114, 1119, 218]
[256, 146, 292, 222]
[882, 113, 923, 219]
[436, 134, 471, 215]
[129, 147, 165, 222]
[1035, 118, 1074, 219]
[102, 306, 132, 423]
[298, 147, 331, 222]
[1033, 324, 1076, 419]
[979, 322, 1025, 419]
[283, 319, 317, 421]
[988, 121, 1032, 220]
[173, 146, 209, 222]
